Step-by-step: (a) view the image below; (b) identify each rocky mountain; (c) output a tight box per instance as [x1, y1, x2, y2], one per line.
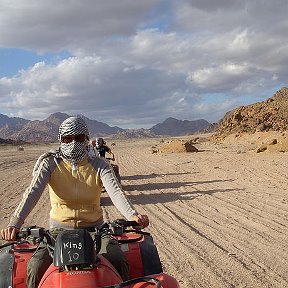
[113, 129, 157, 139]
[0, 113, 212, 142]
[0, 112, 124, 142]
[0, 114, 30, 139]
[215, 87, 288, 138]
[150, 117, 210, 136]
[0, 114, 29, 127]
[3, 87, 288, 143]
[0, 138, 26, 145]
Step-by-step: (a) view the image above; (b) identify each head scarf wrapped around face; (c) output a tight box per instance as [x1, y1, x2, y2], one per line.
[58, 116, 89, 165]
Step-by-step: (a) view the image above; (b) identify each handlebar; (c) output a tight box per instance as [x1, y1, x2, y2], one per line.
[10, 220, 144, 241]
[113, 219, 139, 227]
[16, 226, 46, 240]
[0, 220, 150, 264]
[0, 226, 47, 249]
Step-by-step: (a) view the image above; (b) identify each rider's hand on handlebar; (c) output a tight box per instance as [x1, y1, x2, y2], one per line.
[132, 214, 149, 229]
[0, 226, 20, 241]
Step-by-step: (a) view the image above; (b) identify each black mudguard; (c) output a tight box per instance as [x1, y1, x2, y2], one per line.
[0, 246, 14, 287]
[140, 235, 163, 276]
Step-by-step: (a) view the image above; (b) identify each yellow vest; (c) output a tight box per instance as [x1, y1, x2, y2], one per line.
[49, 159, 103, 228]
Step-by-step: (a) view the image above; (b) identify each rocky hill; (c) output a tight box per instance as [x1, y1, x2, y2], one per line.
[0, 114, 29, 139]
[151, 117, 210, 136]
[0, 112, 124, 142]
[113, 129, 157, 139]
[3, 85, 288, 143]
[215, 87, 288, 138]
[0, 137, 26, 145]
[0, 113, 212, 142]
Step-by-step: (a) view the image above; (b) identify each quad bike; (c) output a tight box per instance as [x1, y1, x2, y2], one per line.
[0, 220, 179, 288]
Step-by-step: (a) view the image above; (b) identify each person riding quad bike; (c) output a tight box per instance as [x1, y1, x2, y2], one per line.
[0, 116, 148, 288]
[93, 137, 115, 160]
[91, 138, 121, 185]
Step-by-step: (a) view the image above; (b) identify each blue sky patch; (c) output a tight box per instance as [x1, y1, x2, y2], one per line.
[0, 48, 71, 77]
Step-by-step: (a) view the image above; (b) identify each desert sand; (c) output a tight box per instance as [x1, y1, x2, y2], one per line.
[0, 134, 288, 288]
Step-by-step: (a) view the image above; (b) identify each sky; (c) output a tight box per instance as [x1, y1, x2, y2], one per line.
[0, 0, 287, 129]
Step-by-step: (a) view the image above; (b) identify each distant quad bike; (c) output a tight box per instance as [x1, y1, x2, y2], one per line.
[17, 146, 24, 151]
[0, 219, 179, 288]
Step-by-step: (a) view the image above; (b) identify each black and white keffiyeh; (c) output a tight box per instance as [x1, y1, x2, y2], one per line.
[32, 116, 90, 176]
[58, 116, 89, 142]
[58, 116, 89, 166]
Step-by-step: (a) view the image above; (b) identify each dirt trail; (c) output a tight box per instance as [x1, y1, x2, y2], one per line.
[1, 137, 288, 288]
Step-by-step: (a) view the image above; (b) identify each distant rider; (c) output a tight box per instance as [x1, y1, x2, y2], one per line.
[93, 137, 115, 160]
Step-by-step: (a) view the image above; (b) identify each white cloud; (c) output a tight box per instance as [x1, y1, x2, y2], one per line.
[189, 62, 254, 93]
[0, 0, 287, 127]
[0, 0, 159, 51]
[0, 56, 195, 126]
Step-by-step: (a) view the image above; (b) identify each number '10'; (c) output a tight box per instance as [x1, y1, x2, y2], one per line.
[67, 250, 80, 262]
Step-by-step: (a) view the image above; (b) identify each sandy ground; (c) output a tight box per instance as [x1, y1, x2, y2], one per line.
[0, 134, 288, 288]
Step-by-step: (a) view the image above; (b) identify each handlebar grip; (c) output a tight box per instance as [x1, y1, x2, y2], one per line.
[16, 231, 28, 239]
[114, 220, 139, 227]
[16, 226, 46, 239]
[126, 220, 139, 227]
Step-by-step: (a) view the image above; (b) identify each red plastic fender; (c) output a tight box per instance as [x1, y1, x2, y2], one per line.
[39, 255, 123, 288]
[11, 242, 38, 288]
[125, 273, 180, 288]
[117, 233, 144, 279]
[115, 232, 163, 280]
